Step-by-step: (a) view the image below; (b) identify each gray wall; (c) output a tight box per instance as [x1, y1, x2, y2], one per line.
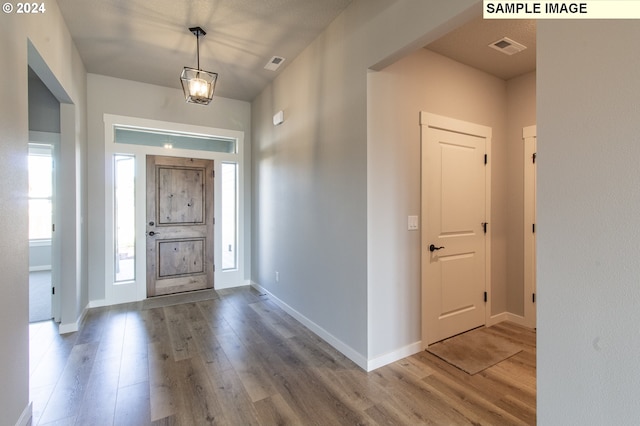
[367, 48, 511, 359]
[28, 67, 61, 133]
[538, 20, 640, 422]
[29, 245, 51, 270]
[506, 72, 536, 315]
[0, 0, 87, 422]
[252, 0, 479, 364]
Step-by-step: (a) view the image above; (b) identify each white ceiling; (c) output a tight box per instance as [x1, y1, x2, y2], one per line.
[57, 2, 535, 102]
[426, 17, 536, 80]
[57, 0, 354, 101]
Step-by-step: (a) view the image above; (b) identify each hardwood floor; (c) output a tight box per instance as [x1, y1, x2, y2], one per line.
[29, 287, 536, 425]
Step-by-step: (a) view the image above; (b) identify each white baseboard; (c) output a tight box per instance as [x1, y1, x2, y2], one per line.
[88, 299, 108, 308]
[488, 311, 530, 327]
[15, 402, 32, 426]
[367, 341, 422, 372]
[215, 280, 251, 290]
[251, 282, 368, 370]
[58, 303, 89, 334]
[503, 312, 529, 327]
[488, 311, 509, 326]
[29, 265, 51, 272]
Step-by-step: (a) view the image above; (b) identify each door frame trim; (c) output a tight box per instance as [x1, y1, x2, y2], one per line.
[523, 125, 537, 328]
[419, 112, 492, 347]
[101, 114, 246, 306]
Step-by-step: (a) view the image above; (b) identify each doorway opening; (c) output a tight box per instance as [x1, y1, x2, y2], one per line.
[27, 65, 61, 324]
[28, 143, 54, 322]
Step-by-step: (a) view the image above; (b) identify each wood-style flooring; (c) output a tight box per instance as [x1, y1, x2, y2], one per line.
[29, 286, 536, 425]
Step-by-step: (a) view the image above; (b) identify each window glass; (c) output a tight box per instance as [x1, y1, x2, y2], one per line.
[221, 162, 238, 270]
[28, 144, 53, 240]
[114, 155, 136, 282]
[115, 126, 236, 153]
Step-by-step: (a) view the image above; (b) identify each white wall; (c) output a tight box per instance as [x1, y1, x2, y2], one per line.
[0, 0, 87, 422]
[367, 48, 509, 361]
[86, 74, 252, 303]
[252, 0, 479, 367]
[538, 20, 640, 423]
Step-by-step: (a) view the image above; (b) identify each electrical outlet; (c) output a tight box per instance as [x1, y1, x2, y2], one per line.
[275, 271, 279, 282]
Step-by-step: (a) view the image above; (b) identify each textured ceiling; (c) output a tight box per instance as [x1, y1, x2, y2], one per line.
[57, 0, 353, 101]
[426, 17, 536, 80]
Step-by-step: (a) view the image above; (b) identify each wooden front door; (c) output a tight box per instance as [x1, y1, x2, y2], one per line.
[146, 155, 214, 297]
[421, 112, 491, 346]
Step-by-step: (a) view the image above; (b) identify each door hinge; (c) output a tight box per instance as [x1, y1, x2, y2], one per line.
[532, 152, 537, 164]
[532, 293, 536, 303]
[482, 222, 488, 234]
[532, 223, 536, 233]
[52, 224, 55, 232]
[484, 291, 487, 303]
[52, 287, 55, 295]
[484, 154, 488, 165]
[213, 170, 215, 178]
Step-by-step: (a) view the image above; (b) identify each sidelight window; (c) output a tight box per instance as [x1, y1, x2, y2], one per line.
[221, 162, 238, 271]
[114, 154, 136, 282]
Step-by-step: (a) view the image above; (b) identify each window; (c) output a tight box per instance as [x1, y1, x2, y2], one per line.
[221, 162, 238, 270]
[114, 155, 135, 282]
[28, 144, 53, 241]
[114, 126, 236, 153]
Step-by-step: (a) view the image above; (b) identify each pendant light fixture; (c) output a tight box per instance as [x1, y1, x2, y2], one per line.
[180, 27, 218, 105]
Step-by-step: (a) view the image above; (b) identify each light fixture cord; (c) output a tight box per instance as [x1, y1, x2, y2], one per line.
[196, 31, 200, 70]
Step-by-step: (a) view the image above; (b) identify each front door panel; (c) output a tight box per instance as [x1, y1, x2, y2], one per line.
[147, 156, 214, 296]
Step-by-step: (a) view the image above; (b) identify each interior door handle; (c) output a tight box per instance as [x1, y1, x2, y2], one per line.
[147, 231, 159, 236]
[429, 244, 444, 252]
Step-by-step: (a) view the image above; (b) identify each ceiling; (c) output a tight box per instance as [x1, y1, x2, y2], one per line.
[57, 0, 354, 101]
[426, 17, 536, 80]
[56, 2, 535, 103]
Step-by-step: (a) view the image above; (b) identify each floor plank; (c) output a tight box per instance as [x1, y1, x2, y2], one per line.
[29, 287, 536, 425]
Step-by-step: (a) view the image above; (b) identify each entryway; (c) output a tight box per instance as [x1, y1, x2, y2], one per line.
[103, 115, 246, 305]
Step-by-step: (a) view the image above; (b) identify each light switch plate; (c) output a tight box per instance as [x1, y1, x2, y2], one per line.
[408, 215, 419, 230]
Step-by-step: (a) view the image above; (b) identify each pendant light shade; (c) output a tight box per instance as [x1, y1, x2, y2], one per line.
[180, 27, 218, 105]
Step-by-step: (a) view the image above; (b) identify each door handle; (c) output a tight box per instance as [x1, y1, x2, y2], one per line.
[147, 231, 159, 236]
[429, 244, 444, 252]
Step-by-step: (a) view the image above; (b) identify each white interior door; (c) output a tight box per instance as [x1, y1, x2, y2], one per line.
[421, 112, 491, 346]
[523, 125, 537, 328]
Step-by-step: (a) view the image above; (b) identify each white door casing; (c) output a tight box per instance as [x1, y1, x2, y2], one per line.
[102, 114, 246, 307]
[523, 125, 537, 328]
[421, 112, 492, 347]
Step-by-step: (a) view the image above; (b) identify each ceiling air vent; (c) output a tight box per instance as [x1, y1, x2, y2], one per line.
[264, 56, 286, 71]
[489, 37, 527, 56]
